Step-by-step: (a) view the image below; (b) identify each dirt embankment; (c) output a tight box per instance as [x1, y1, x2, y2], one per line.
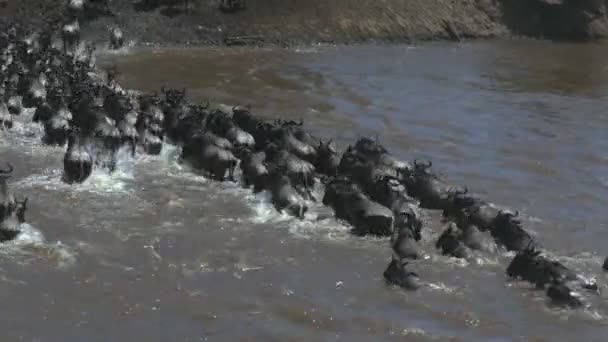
[1, 0, 608, 45]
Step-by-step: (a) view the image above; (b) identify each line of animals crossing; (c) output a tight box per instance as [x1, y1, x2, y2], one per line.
[1, 0, 607, 313]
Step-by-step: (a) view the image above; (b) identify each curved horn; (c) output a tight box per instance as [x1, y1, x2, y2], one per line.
[0, 163, 13, 174]
[525, 240, 534, 252]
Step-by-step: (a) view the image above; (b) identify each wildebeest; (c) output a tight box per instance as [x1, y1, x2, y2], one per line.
[266, 171, 308, 219]
[436, 223, 469, 259]
[323, 177, 394, 236]
[383, 258, 422, 290]
[0, 197, 27, 242]
[66, 0, 85, 19]
[43, 108, 73, 146]
[239, 150, 269, 192]
[507, 245, 597, 292]
[0, 102, 12, 130]
[400, 160, 461, 210]
[315, 139, 340, 176]
[0, 163, 15, 221]
[181, 131, 238, 181]
[491, 210, 535, 252]
[109, 27, 124, 50]
[63, 133, 93, 184]
[392, 225, 423, 260]
[61, 19, 81, 54]
[219, 0, 247, 13]
[546, 283, 583, 308]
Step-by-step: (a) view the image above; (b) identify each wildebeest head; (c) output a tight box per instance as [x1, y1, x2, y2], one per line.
[275, 118, 303, 128]
[436, 223, 468, 258]
[506, 242, 539, 278]
[413, 159, 433, 176]
[231, 104, 258, 130]
[442, 187, 481, 220]
[493, 209, 536, 252]
[139, 91, 162, 111]
[318, 139, 337, 155]
[161, 86, 186, 107]
[354, 137, 387, 157]
[493, 210, 523, 233]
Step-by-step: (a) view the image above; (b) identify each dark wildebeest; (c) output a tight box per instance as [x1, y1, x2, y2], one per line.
[109, 27, 124, 50]
[383, 258, 422, 291]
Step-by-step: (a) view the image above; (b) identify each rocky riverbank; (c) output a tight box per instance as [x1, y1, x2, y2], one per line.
[2, 0, 608, 47]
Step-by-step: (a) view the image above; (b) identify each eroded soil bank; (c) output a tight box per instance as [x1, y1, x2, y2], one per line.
[2, 0, 608, 46]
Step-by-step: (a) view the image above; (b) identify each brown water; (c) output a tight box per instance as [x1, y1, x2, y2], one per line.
[2, 40, 608, 341]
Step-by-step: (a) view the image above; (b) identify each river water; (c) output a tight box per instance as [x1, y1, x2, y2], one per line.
[1, 40, 608, 341]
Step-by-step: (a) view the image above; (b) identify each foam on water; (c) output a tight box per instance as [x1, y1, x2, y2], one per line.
[15, 146, 136, 196]
[95, 40, 137, 56]
[237, 183, 353, 242]
[0, 223, 77, 269]
[426, 282, 457, 294]
[0, 108, 44, 147]
[138, 142, 355, 242]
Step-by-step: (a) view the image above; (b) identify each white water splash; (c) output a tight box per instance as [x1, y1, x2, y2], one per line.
[239, 188, 353, 241]
[0, 223, 77, 269]
[95, 40, 137, 56]
[427, 282, 457, 294]
[15, 146, 136, 195]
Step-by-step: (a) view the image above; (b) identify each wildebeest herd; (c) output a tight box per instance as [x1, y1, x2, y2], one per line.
[0, 0, 607, 314]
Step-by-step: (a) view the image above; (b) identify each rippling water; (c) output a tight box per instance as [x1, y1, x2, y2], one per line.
[2, 40, 608, 341]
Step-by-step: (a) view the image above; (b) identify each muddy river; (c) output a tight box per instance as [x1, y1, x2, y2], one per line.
[1, 40, 608, 341]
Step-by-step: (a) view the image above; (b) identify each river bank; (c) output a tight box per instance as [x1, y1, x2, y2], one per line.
[2, 0, 608, 47]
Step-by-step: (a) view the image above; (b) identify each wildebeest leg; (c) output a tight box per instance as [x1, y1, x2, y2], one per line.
[300, 172, 316, 201]
[131, 138, 137, 157]
[79, 158, 85, 183]
[228, 163, 236, 182]
[109, 151, 117, 173]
